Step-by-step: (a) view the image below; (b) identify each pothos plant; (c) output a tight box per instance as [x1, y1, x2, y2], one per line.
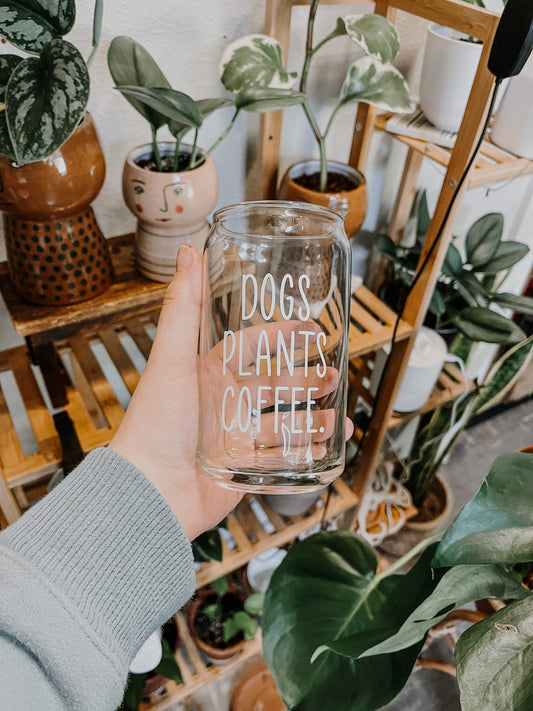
[262, 451, 533, 711]
[107, 35, 306, 173]
[203, 576, 264, 644]
[219, 0, 415, 191]
[0, 0, 103, 166]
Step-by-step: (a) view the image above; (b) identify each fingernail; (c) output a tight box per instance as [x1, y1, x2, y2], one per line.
[177, 245, 193, 272]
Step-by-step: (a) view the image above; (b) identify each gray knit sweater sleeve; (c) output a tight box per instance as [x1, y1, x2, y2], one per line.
[0, 447, 196, 711]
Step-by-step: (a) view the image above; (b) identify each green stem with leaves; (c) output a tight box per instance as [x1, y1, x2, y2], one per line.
[173, 135, 182, 172]
[86, 0, 104, 69]
[189, 110, 240, 169]
[150, 125, 163, 172]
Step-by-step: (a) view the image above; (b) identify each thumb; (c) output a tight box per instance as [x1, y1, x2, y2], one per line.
[148, 245, 203, 369]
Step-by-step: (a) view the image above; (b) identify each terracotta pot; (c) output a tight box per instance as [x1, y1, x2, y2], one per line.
[231, 663, 286, 711]
[406, 475, 453, 533]
[0, 112, 113, 305]
[277, 159, 367, 238]
[122, 143, 218, 282]
[187, 586, 247, 664]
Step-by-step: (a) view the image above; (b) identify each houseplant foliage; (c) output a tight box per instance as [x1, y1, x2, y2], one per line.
[203, 575, 263, 643]
[107, 35, 306, 172]
[220, 0, 414, 191]
[0, 0, 103, 165]
[262, 451, 533, 711]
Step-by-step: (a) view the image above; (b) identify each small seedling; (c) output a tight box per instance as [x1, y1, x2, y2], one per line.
[203, 576, 264, 643]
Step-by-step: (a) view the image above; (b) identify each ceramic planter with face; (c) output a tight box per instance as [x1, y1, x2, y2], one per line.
[277, 160, 367, 239]
[123, 143, 218, 282]
[0, 113, 113, 305]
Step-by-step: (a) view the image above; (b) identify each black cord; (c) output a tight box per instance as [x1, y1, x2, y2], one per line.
[352, 77, 503, 468]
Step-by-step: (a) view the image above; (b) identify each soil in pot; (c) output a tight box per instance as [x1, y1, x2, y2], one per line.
[294, 169, 362, 193]
[136, 152, 203, 173]
[194, 591, 245, 648]
[406, 476, 452, 531]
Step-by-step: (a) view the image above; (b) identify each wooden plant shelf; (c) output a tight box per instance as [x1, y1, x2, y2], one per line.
[140, 616, 262, 710]
[195, 477, 358, 590]
[349, 286, 412, 358]
[375, 114, 533, 190]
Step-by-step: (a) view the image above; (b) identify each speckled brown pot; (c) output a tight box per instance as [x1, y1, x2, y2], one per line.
[0, 113, 113, 305]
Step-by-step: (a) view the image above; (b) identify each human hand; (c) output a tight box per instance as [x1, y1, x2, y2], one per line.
[110, 245, 353, 542]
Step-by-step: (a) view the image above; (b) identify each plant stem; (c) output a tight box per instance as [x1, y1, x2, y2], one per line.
[151, 125, 163, 172]
[87, 0, 104, 69]
[375, 530, 443, 581]
[190, 128, 199, 168]
[300, 0, 320, 93]
[324, 102, 343, 140]
[301, 101, 328, 191]
[190, 110, 239, 169]
[173, 136, 181, 172]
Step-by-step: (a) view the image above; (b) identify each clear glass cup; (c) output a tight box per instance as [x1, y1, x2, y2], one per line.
[197, 201, 351, 493]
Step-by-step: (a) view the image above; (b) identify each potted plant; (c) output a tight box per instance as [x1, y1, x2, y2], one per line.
[0, 0, 114, 305]
[107, 36, 305, 281]
[219, 1, 414, 237]
[262, 450, 533, 711]
[120, 617, 182, 711]
[188, 576, 263, 663]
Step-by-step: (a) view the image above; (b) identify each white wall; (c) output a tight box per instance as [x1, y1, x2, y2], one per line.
[1, 1, 532, 350]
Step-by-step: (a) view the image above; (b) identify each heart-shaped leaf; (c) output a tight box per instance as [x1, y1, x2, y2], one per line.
[339, 56, 415, 113]
[263, 531, 440, 711]
[465, 212, 503, 267]
[0, 0, 75, 52]
[475, 335, 533, 415]
[434, 452, 533, 567]
[108, 36, 171, 130]
[116, 86, 202, 129]
[475, 241, 530, 274]
[455, 596, 533, 711]
[5, 38, 89, 165]
[0, 54, 22, 100]
[344, 14, 400, 63]
[235, 87, 306, 113]
[219, 34, 298, 92]
[454, 307, 526, 344]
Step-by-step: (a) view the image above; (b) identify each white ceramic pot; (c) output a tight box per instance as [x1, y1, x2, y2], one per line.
[263, 489, 325, 516]
[419, 25, 483, 133]
[129, 628, 162, 674]
[371, 327, 448, 413]
[122, 142, 218, 282]
[491, 54, 533, 159]
[246, 547, 287, 593]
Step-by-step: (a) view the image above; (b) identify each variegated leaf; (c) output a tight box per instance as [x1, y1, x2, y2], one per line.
[344, 14, 400, 63]
[0, 109, 16, 160]
[339, 56, 414, 113]
[108, 35, 171, 130]
[0, 54, 22, 99]
[0, 0, 74, 52]
[5, 38, 89, 165]
[219, 34, 297, 93]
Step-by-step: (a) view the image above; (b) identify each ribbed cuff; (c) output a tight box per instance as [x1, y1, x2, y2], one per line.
[2, 447, 195, 662]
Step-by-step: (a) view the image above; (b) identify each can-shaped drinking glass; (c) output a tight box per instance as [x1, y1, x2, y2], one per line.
[197, 201, 351, 493]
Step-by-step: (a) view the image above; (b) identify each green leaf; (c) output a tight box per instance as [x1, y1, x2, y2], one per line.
[0, 54, 22, 100]
[203, 603, 222, 620]
[108, 36, 171, 130]
[492, 292, 533, 316]
[429, 287, 446, 317]
[455, 596, 533, 711]
[475, 241, 529, 274]
[416, 190, 430, 244]
[196, 97, 234, 118]
[433, 452, 533, 567]
[442, 243, 463, 277]
[244, 592, 264, 615]
[192, 527, 223, 563]
[357, 565, 528, 658]
[5, 38, 89, 165]
[235, 87, 306, 113]
[117, 86, 202, 129]
[153, 638, 183, 685]
[454, 307, 526, 344]
[474, 335, 533, 415]
[344, 14, 400, 63]
[339, 56, 415, 113]
[223, 615, 241, 643]
[211, 576, 229, 597]
[121, 672, 147, 711]
[220, 34, 297, 93]
[465, 212, 503, 267]
[0, 107, 16, 161]
[376, 233, 397, 260]
[454, 269, 489, 306]
[232, 610, 259, 641]
[0, 0, 75, 52]
[263, 531, 441, 711]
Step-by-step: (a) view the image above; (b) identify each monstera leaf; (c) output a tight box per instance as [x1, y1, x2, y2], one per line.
[344, 14, 400, 63]
[338, 56, 414, 113]
[262, 532, 441, 711]
[0, 0, 75, 52]
[5, 38, 89, 164]
[219, 34, 298, 92]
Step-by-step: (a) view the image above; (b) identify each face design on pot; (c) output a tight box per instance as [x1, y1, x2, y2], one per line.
[126, 176, 191, 229]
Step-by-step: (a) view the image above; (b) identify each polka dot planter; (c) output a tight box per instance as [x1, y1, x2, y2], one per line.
[0, 113, 113, 305]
